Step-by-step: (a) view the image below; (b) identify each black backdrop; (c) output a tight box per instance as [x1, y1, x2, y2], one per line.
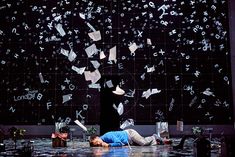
[0, 0, 233, 125]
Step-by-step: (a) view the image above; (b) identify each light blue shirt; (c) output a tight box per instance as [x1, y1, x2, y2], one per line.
[100, 130, 129, 147]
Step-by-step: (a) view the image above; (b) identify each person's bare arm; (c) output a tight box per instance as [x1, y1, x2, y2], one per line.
[101, 141, 109, 147]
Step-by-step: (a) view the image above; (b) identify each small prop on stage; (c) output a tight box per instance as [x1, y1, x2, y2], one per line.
[51, 122, 69, 147]
[156, 122, 169, 139]
[51, 133, 68, 147]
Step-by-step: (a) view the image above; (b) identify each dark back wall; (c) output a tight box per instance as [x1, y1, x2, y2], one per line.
[0, 0, 234, 133]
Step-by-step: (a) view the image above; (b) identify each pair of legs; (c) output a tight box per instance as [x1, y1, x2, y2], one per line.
[125, 129, 157, 146]
[173, 134, 197, 149]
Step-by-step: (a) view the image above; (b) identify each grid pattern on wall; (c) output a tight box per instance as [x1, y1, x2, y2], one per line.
[0, 0, 233, 125]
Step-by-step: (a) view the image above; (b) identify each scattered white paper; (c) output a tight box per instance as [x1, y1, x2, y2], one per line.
[68, 49, 77, 62]
[106, 80, 114, 88]
[100, 51, 106, 59]
[54, 15, 62, 21]
[117, 103, 124, 115]
[85, 44, 98, 58]
[142, 88, 161, 99]
[147, 38, 152, 45]
[79, 13, 85, 19]
[55, 23, 66, 37]
[147, 66, 155, 73]
[151, 88, 161, 94]
[156, 122, 169, 138]
[72, 66, 86, 75]
[74, 120, 87, 132]
[62, 94, 72, 103]
[61, 85, 66, 90]
[60, 48, 69, 57]
[120, 119, 134, 129]
[202, 88, 215, 97]
[39, 73, 44, 83]
[108, 46, 117, 62]
[91, 69, 101, 83]
[140, 73, 145, 80]
[86, 22, 96, 32]
[113, 103, 124, 115]
[142, 89, 152, 99]
[84, 71, 92, 81]
[129, 43, 138, 53]
[84, 69, 101, 83]
[124, 89, 135, 97]
[88, 30, 101, 41]
[112, 85, 125, 95]
[88, 83, 101, 89]
[90, 60, 100, 69]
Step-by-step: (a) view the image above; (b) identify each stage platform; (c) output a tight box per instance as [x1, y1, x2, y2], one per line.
[0, 137, 221, 156]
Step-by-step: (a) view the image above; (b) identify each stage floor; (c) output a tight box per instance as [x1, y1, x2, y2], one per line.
[1, 138, 221, 156]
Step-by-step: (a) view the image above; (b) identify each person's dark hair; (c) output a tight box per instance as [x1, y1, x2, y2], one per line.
[89, 134, 98, 147]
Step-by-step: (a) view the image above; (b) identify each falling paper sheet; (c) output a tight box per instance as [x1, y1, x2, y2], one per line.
[90, 60, 100, 69]
[68, 49, 77, 62]
[100, 51, 106, 59]
[74, 120, 87, 132]
[117, 103, 124, 115]
[129, 43, 138, 53]
[142, 89, 151, 99]
[151, 88, 161, 94]
[84, 71, 92, 81]
[142, 88, 161, 99]
[112, 85, 125, 95]
[72, 66, 86, 75]
[120, 119, 134, 129]
[147, 66, 155, 73]
[39, 73, 44, 83]
[85, 44, 98, 58]
[112, 103, 123, 115]
[124, 89, 135, 97]
[55, 23, 66, 37]
[140, 73, 145, 80]
[79, 13, 85, 19]
[88, 30, 101, 41]
[88, 83, 101, 89]
[202, 88, 215, 97]
[86, 22, 96, 32]
[147, 38, 152, 45]
[62, 94, 72, 103]
[84, 69, 101, 84]
[60, 48, 69, 56]
[106, 80, 114, 88]
[54, 15, 62, 21]
[108, 46, 117, 62]
[91, 69, 101, 83]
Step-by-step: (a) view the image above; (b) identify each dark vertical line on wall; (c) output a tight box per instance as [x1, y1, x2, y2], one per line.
[179, 24, 183, 122]
[228, 0, 235, 127]
[148, 4, 151, 123]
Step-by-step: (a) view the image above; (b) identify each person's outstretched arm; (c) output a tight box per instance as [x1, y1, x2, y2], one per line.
[101, 141, 110, 147]
[108, 142, 123, 147]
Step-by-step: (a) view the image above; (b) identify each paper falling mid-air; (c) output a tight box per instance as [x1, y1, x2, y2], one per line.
[74, 120, 87, 132]
[72, 66, 86, 75]
[112, 85, 125, 95]
[55, 23, 66, 37]
[84, 69, 101, 84]
[85, 44, 98, 58]
[142, 88, 161, 99]
[108, 46, 117, 62]
[88, 30, 101, 41]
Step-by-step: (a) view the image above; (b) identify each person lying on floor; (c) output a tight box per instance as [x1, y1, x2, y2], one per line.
[89, 129, 172, 147]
